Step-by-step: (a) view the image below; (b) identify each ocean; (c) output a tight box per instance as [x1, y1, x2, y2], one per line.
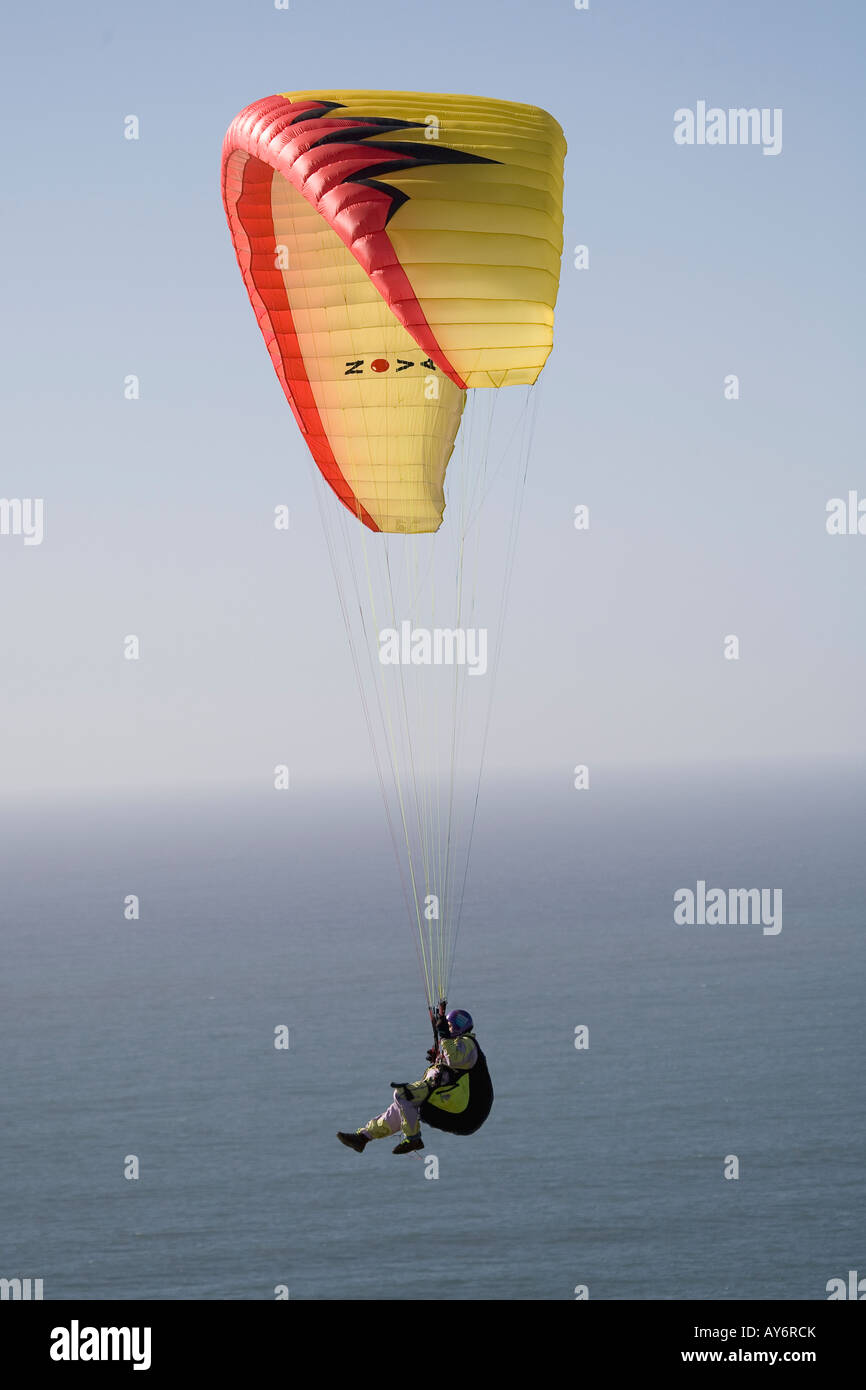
[1, 764, 862, 1300]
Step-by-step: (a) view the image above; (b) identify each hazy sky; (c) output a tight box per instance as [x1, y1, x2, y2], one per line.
[2, 0, 864, 796]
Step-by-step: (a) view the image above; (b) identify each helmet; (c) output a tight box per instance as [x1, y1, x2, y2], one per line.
[446, 1009, 473, 1036]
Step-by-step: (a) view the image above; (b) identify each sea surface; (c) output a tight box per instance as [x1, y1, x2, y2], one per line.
[1, 764, 863, 1300]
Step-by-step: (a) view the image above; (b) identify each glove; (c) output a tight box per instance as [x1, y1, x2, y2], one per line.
[426, 1046, 438, 1062]
[390, 1082, 413, 1100]
[435, 1014, 451, 1038]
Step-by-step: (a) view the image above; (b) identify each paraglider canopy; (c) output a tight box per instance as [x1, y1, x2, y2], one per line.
[222, 90, 565, 533]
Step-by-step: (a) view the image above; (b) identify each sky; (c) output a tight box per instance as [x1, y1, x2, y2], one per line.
[1, 0, 865, 796]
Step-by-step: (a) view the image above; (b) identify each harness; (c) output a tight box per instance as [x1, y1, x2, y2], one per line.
[419, 1034, 494, 1136]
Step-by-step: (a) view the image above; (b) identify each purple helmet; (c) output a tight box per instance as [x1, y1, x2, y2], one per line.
[446, 1009, 473, 1036]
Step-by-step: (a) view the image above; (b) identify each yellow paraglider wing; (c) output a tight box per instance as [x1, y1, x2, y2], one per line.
[222, 89, 565, 532]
